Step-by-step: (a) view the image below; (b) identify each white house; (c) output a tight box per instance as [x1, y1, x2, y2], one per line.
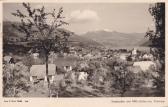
[142, 53, 154, 61]
[31, 53, 39, 59]
[133, 61, 156, 72]
[3, 55, 12, 64]
[78, 72, 88, 81]
[131, 48, 137, 56]
[30, 64, 56, 84]
[119, 53, 130, 61]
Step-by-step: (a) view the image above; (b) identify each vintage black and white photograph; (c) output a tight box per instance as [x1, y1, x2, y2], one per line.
[2, 2, 165, 97]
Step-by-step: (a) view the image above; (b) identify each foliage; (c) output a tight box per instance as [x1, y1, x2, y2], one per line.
[108, 59, 135, 96]
[11, 3, 70, 53]
[146, 3, 165, 58]
[146, 3, 165, 96]
[149, 60, 165, 96]
[3, 63, 30, 97]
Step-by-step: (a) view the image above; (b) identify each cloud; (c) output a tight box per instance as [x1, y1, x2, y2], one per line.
[34, 4, 43, 9]
[68, 9, 100, 23]
[32, 4, 50, 9]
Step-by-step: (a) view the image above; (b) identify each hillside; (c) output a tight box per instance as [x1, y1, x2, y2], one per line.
[80, 30, 150, 48]
[139, 40, 152, 47]
[3, 21, 102, 49]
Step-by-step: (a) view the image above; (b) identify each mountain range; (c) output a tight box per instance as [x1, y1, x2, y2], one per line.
[80, 30, 150, 48]
[3, 21, 150, 48]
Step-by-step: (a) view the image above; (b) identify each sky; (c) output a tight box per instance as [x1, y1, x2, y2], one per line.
[3, 3, 155, 34]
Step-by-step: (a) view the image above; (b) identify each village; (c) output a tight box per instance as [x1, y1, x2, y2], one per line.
[3, 44, 162, 97]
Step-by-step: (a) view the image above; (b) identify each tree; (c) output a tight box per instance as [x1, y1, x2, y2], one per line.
[107, 59, 135, 96]
[111, 62, 134, 96]
[146, 3, 165, 96]
[146, 3, 165, 58]
[11, 3, 71, 96]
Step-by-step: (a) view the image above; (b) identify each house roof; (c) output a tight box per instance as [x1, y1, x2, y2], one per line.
[30, 64, 56, 78]
[3, 55, 12, 62]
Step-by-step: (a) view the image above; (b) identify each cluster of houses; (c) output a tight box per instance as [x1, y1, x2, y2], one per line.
[3, 46, 159, 88]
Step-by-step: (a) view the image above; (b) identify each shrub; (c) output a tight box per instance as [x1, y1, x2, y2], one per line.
[3, 63, 30, 97]
[108, 59, 135, 96]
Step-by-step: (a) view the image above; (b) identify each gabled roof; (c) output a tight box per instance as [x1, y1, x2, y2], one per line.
[30, 64, 56, 78]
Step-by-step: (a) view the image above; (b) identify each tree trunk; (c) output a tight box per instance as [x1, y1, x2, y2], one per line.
[45, 54, 49, 85]
[12, 67, 16, 97]
[45, 53, 51, 97]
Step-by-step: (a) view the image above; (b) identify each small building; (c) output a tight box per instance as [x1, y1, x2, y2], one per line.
[131, 48, 137, 56]
[119, 53, 130, 61]
[3, 55, 12, 64]
[31, 53, 39, 59]
[133, 61, 156, 72]
[55, 55, 79, 74]
[78, 72, 88, 81]
[30, 64, 56, 83]
[142, 53, 154, 61]
[84, 53, 93, 59]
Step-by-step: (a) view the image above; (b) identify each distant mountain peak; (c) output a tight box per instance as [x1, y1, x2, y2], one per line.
[85, 29, 113, 33]
[80, 29, 148, 47]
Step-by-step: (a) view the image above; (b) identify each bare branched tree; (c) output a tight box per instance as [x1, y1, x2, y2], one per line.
[11, 2, 71, 97]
